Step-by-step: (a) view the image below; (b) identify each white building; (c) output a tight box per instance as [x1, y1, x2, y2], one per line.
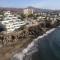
[23, 8, 33, 15]
[1, 11, 26, 33]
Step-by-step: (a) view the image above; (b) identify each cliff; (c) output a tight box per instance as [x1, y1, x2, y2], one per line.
[0, 24, 45, 60]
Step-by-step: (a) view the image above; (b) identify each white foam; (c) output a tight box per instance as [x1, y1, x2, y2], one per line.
[13, 27, 57, 60]
[13, 53, 24, 60]
[58, 26, 60, 27]
[46, 28, 55, 34]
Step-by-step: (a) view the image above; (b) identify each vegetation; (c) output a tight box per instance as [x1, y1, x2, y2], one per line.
[15, 25, 26, 31]
[0, 22, 6, 32]
[28, 14, 34, 18]
[0, 10, 60, 60]
[0, 23, 48, 60]
[20, 14, 26, 20]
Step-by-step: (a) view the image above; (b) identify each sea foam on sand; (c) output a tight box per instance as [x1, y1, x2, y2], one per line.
[12, 28, 56, 60]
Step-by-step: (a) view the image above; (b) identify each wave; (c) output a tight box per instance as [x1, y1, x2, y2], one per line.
[12, 27, 57, 60]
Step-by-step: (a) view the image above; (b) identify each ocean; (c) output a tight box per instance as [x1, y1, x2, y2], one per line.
[31, 27, 60, 60]
[12, 26, 60, 60]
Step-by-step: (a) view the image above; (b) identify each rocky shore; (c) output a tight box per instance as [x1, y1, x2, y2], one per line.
[0, 23, 47, 60]
[0, 21, 60, 60]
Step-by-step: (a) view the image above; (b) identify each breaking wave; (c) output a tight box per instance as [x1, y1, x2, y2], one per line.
[11, 27, 57, 60]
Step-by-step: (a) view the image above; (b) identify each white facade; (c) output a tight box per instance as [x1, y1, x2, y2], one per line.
[24, 8, 33, 15]
[1, 11, 26, 33]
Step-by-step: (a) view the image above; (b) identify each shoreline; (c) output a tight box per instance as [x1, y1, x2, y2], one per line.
[12, 26, 59, 60]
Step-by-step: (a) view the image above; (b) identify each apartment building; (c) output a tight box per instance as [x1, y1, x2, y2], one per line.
[1, 11, 26, 33]
[23, 8, 33, 15]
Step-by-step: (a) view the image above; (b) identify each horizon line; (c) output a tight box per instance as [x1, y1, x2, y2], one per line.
[0, 6, 60, 10]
